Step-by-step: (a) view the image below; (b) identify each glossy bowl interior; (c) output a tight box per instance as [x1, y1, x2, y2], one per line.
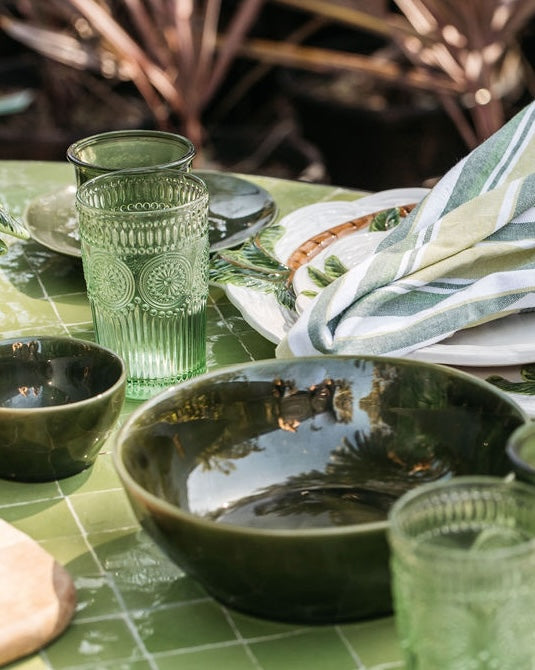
[114, 356, 526, 623]
[0, 336, 126, 481]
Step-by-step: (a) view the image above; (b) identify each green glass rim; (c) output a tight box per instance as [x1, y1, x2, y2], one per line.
[75, 169, 209, 215]
[388, 474, 535, 561]
[506, 423, 535, 476]
[66, 129, 196, 173]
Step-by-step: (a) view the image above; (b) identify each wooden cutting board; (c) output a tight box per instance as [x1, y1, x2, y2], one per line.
[0, 519, 77, 666]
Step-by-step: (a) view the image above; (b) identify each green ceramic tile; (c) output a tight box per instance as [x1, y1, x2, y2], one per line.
[60, 452, 122, 496]
[133, 601, 237, 653]
[0, 290, 59, 333]
[27, 254, 84, 294]
[0, 244, 43, 297]
[227, 611, 305, 639]
[50, 292, 91, 325]
[155, 644, 259, 670]
[213, 299, 244, 321]
[37, 263, 86, 297]
[237, 331, 276, 359]
[221, 313, 254, 334]
[39, 534, 124, 621]
[1, 498, 80, 540]
[206, 333, 250, 367]
[123, 397, 146, 416]
[340, 616, 403, 668]
[73, 573, 124, 620]
[0, 161, 72, 212]
[69, 489, 138, 534]
[3, 656, 50, 670]
[249, 628, 359, 670]
[44, 617, 146, 668]
[0, 479, 61, 506]
[40, 534, 98, 571]
[208, 285, 226, 302]
[66, 324, 96, 339]
[90, 528, 205, 610]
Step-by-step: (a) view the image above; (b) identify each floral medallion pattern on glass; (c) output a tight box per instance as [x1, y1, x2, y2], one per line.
[138, 252, 191, 310]
[88, 251, 135, 309]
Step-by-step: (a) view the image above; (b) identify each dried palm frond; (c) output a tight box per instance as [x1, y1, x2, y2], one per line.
[244, 0, 535, 147]
[0, 0, 267, 150]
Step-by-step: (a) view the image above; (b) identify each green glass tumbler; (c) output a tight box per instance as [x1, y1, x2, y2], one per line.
[388, 476, 535, 670]
[67, 129, 196, 186]
[76, 169, 209, 400]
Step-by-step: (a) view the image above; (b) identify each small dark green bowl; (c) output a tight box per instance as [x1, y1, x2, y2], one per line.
[0, 336, 126, 481]
[506, 422, 535, 485]
[113, 356, 526, 623]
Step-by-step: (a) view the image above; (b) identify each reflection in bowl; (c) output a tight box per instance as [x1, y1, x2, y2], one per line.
[113, 356, 526, 623]
[0, 336, 126, 481]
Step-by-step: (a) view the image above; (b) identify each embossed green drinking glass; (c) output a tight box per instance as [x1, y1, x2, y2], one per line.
[67, 129, 196, 185]
[388, 476, 535, 670]
[76, 169, 209, 400]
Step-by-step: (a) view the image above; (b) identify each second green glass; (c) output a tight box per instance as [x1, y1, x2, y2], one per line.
[67, 129, 196, 185]
[388, 476, 535, 670]
[76, 169, 209, 400]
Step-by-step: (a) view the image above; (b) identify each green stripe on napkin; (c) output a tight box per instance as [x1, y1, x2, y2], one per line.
[278, 101, 535, 358]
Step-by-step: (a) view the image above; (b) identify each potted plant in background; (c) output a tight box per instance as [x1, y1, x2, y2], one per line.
[236, 0, 535, 188]
[0, 0, 534, 188]
[0, 0, 271, 162]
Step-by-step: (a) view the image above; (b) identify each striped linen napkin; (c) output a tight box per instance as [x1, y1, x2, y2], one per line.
[277, 100, 535, 359]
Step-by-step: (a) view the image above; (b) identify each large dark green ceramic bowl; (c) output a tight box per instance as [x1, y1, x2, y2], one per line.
[113, 356, 526, 623]
[0, 336, 126, 481]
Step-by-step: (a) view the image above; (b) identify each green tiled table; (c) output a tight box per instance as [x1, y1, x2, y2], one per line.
[0, 161, 403, 670]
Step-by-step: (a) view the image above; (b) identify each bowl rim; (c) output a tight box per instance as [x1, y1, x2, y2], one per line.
[0, 335, 127, 413]
[112, 355, 528, 538]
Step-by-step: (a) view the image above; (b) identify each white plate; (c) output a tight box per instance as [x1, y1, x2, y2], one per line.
[224, 188, 535, 367]
[407, 312, 535, 366]
[270, 187, 429, 265]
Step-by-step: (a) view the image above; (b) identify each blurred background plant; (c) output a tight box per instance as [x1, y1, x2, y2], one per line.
[0, 0, 267, 154]
[246, 0, 535, 148]
[0, 0, 534, 188]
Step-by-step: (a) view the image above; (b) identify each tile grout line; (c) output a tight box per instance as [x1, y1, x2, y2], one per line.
[0, 492, 63, 509]
[220, 605, 266, 670]
[335, 625, 366, 670]
[55, 627, 340, 670]
[208, 296, 256, 363]
[21, 247, 71, 337]
[61, 494, 160, 670]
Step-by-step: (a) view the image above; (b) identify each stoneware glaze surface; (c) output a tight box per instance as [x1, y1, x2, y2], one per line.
[114, 356, 526, 623]
[0, 336, 126, 481]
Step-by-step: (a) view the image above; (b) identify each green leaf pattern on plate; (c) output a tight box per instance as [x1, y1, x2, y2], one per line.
[368, 206, 405, 232]
[210, 206, 404, 309]
[486, 364, 535, 395]
[0, 204, 30, 254]
[210, 237, 296, 310]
